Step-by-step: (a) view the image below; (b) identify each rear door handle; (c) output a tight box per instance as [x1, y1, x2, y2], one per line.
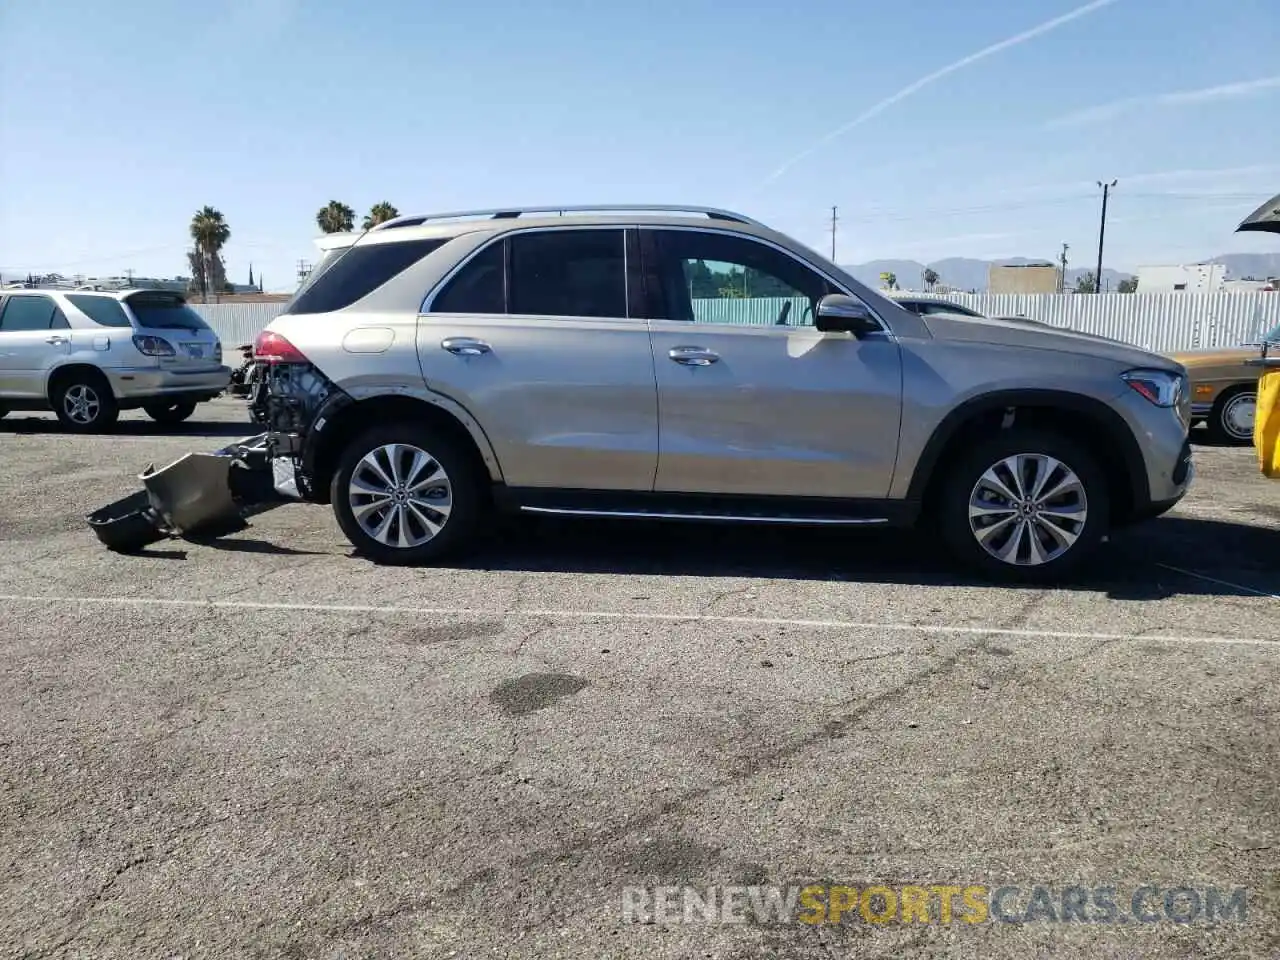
[46, 335, 68, 345]
[441, 337, 492, 356]
[668, 346, 719, 366]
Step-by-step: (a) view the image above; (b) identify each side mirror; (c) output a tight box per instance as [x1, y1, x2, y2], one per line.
[815, 294, 881, 336]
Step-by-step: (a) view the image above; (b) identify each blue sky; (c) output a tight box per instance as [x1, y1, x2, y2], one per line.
[2, 0, 1279, 290]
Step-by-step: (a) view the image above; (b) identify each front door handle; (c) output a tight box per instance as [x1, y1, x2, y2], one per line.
[46, 335, 68, 345]
[441, 337, 492, 356]
[668, 346, 719, 366]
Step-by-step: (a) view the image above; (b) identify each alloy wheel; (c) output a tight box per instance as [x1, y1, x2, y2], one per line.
[347, 442, 453, 549]
[968, 453, 1088, 566]
[63, 384, 101, 425]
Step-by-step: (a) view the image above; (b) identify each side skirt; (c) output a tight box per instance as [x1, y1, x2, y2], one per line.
[492, 487, 919, 528]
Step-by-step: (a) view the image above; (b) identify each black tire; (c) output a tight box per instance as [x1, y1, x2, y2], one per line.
[936, 429, 1110, 583]
[143, 401, 197, 424]
[330, 422, 483, 565]
[51, 371, 119, 433]
[1205, 385, 1256, 446]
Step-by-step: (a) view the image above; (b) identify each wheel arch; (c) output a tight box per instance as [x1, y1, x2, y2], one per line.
[303, 392, 503, 504]
[908, 389, 1148, 524]
[45, 363, 116, 401]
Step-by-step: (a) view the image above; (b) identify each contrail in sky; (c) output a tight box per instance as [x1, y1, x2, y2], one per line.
[752, 0, 1123, 191]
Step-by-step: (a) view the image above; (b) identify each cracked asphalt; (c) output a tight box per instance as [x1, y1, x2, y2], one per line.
[1, 398, 1278, 959]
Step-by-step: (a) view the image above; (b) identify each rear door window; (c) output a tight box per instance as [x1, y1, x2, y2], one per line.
[285, 238, 449, 315]
[0, 295, 57, 331]
[67, 295, 132, 327]
[508, 230, 627, 318]
[430, 240, 506, 314]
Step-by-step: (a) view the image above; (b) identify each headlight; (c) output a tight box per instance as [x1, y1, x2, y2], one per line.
[1121, 369, 1184, 407]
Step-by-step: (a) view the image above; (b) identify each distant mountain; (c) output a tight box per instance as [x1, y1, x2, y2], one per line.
[842, 257, 1131, 293]
[1207, 253, 1280, 280]
[842, 251, 1280, 293]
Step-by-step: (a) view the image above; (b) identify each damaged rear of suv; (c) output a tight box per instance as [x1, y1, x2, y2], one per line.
[97, 204, 1195, 582]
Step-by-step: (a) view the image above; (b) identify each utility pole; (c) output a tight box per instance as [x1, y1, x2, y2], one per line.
[830, 206, 838, 261]
[1058, 243, 1069, 294]
[1095, 180, 1117, 294]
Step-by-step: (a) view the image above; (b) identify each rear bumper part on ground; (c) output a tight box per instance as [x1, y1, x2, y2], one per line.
[86, 433, 299, 552]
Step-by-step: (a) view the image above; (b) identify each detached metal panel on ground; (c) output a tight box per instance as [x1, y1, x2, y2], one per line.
[190, 292, 1280, 355]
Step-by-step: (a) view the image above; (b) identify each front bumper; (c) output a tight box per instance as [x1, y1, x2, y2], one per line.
[106, 364, 232, 399]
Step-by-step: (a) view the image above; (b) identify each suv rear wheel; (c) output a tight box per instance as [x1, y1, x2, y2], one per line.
[52, 371, 119, 433]
[330, 423, 481, 565]
[937, 429, 1109, 582]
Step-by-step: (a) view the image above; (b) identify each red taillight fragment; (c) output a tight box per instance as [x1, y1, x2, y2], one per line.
[254, 330, 308, 364]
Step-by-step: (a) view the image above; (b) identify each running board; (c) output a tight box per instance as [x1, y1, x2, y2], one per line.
[518, 506, 890, 525]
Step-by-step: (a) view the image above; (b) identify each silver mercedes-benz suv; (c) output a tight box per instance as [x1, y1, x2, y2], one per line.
[249, 204, 1193, 582]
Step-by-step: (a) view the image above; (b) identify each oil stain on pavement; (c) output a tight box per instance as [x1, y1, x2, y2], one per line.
[491, 673, 588, 716]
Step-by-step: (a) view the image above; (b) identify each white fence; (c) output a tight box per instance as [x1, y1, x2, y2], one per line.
[191, 292, 1280, 355]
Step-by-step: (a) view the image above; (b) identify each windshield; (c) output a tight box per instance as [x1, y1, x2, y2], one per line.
[125, 292, 211, 331]
[1263, 322, 1280, 343]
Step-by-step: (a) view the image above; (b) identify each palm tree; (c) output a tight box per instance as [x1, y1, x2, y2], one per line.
[189, 206, 230, 303]
[922, 267, 940, 291]
[363, 202, 400, 229]
[317, 201, 355, 234]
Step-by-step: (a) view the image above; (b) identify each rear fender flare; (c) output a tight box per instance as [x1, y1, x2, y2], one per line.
[310, 385, 504, 483]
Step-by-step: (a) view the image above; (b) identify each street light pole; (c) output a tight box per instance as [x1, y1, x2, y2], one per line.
[1095, 180, 1117, 293]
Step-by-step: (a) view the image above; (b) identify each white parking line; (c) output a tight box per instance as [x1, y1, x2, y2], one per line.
[0, 593, 1274, 648]
[1156, 563, 1280, 601]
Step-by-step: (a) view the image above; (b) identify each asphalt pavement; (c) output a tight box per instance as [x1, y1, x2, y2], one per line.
[0, 399, 1277, 959]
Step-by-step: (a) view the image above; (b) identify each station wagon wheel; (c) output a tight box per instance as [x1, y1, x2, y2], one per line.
[938, 429, 1109, 583]
[51, 371, 119, 433]
[1206, 385, 1256, 446]
[331, 422, 481, 565]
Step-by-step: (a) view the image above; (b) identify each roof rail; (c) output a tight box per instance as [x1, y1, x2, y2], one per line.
[371, 204, 764, 231]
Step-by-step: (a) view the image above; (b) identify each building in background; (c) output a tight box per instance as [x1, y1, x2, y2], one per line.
[988, 263, 1061, 294]
[1136, 263, 1227, 293]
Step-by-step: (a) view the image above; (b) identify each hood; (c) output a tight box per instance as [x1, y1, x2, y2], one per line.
[1167, 346, 1257, 367]
[921, 312, 1172, 369]
[1237, 193, 1280, 235]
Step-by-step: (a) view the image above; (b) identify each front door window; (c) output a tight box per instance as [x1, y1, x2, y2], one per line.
[645, 230, 837, 327]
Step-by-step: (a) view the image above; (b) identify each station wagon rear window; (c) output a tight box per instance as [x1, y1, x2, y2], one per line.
[126, 293, 211, 331]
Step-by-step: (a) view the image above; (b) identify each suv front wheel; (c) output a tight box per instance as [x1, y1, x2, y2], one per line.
[330, 423, 481, 565]
[937, 429, 1109, 582]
